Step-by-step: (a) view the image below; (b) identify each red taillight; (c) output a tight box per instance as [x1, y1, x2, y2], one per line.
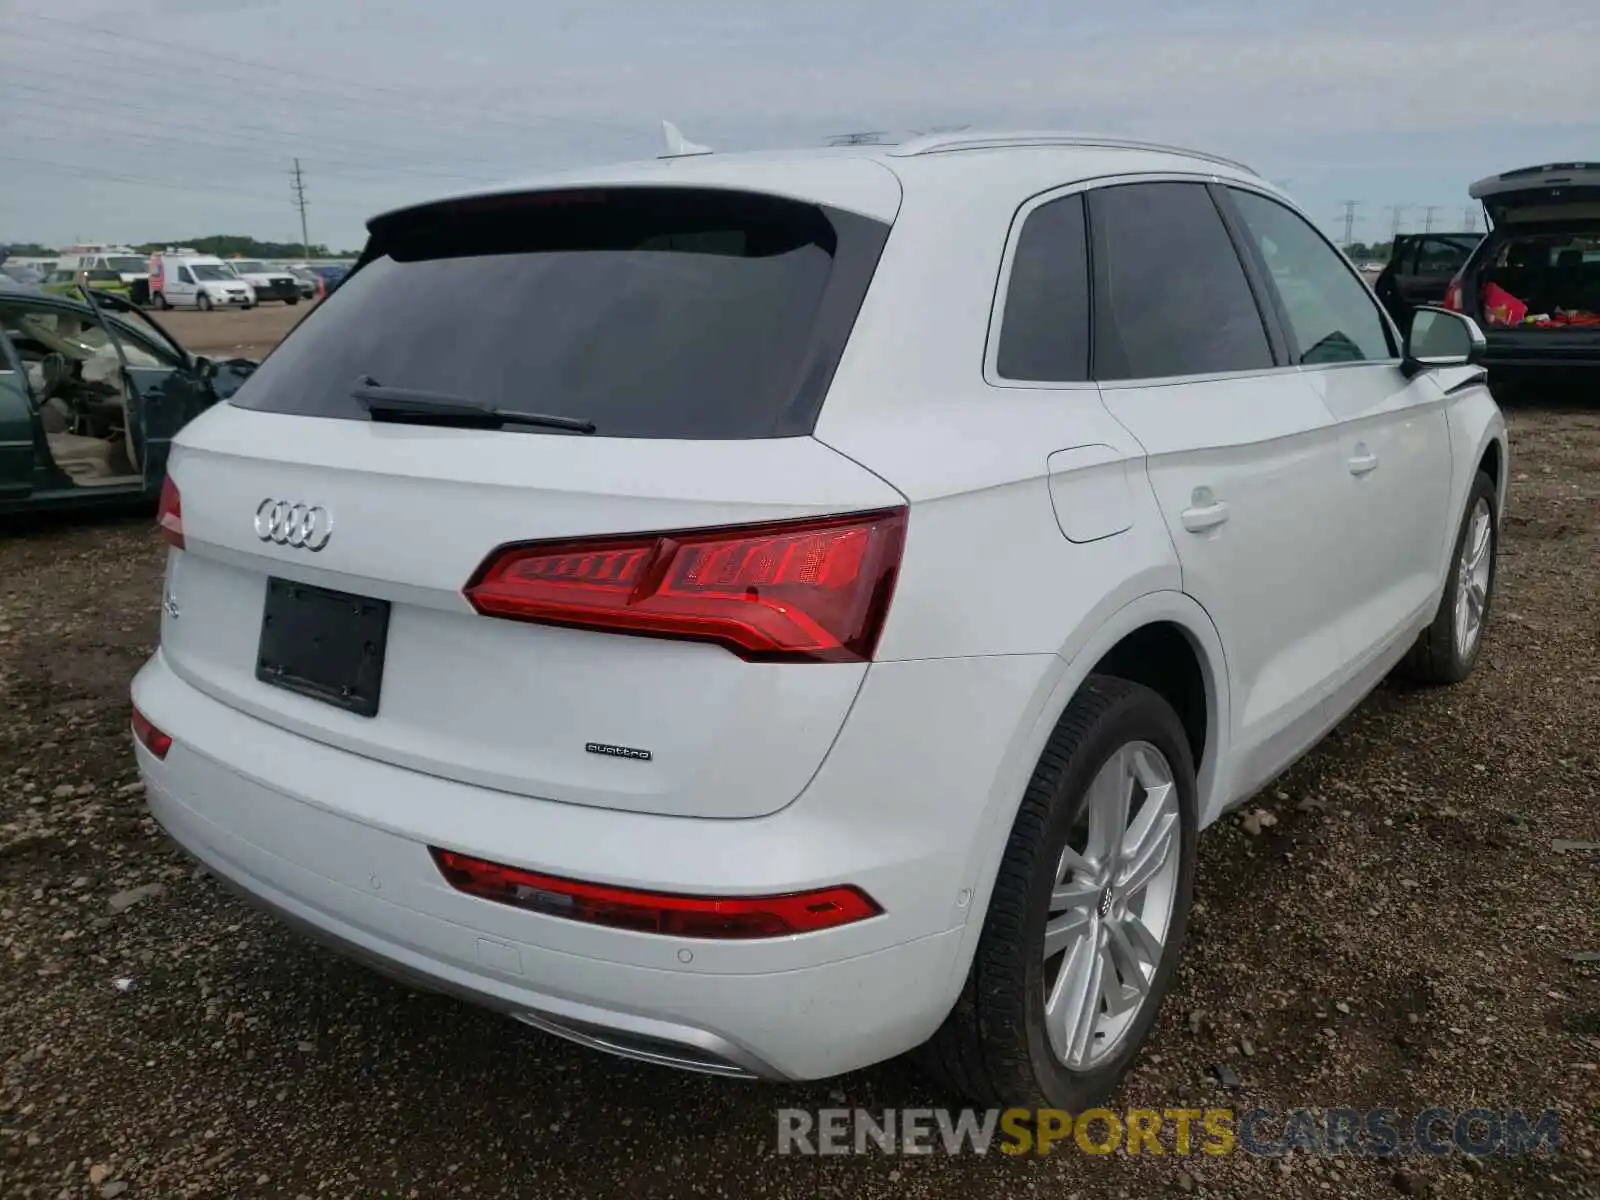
[430, 848, 881, 938]
[1443, 274, 1465, 312]
[464, 508, 907, 663]
[156, 476, 184, 549]
[131, 705, 172, 759]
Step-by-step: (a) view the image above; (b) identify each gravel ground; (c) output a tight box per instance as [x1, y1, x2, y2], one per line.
[155, 305, 310, 361]
[1, 397, 1597, 1200]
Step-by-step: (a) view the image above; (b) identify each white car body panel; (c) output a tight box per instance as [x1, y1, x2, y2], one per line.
[133, 134, 1508, 1083]
[164, 411, 904, 819]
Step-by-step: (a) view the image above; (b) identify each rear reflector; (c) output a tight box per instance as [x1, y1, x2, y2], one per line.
[464, 508, 907, 663]
[156, 476, 184, 549]
[131, 705, 172, 759]
[430, 848, 881, 939]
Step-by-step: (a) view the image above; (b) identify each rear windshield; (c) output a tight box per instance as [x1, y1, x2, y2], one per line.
[228, 187, 890, 439]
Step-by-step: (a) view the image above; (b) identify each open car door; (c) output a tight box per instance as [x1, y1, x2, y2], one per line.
[93, 289, 258, 400]
[0, 327, 38, 500]
[1373, 234, 1418, 330]
[77, 286, 217, 491]
[1375, 233, 1480, 335]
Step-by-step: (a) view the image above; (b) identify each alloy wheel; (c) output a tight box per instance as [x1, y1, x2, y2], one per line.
[1042, 740, 1181, 1069]
[1453, 497, 1493, 659]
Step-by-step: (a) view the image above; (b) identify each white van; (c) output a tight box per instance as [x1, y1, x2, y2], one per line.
[56, 243, 150, 284]
[149, 252, 256, 311]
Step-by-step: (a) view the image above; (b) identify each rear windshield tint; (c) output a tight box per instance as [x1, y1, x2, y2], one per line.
[228, 187, 890, 439]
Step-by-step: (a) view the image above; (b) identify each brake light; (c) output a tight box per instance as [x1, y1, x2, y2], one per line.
[131, 705, 172, 759]
[464, 508, 907, 663]
[156, 476, 184, 549]
[1443, 274, 1465, 312]
[430, 848, 881, 938]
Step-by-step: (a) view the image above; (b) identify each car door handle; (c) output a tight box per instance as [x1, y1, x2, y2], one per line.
[1180, 500, 1230, 533]
[1348, 449, 1379, 476]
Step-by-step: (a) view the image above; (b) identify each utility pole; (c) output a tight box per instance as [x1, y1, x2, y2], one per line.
[291, 158, 310, 261]
[1337, 200, 1361, 251]
[1422, 204, 1441, 234]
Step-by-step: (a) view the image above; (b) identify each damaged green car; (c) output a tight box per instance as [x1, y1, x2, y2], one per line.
[0, 283, 256, 514]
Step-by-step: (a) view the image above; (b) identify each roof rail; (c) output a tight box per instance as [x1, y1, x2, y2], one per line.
[885, 131, 1257, 176]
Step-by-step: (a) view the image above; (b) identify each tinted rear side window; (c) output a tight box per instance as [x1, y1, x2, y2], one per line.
[1089, 182, 1274, 381]
[996, 193, 1090, 382]
[229, 188, 890, 439]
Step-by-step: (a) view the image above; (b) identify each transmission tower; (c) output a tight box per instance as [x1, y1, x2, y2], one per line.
[1462, 205, 1480, 232]
[1387, 204, 1408, 241]
[1422, 204, 1441, 234]
[1337, 200, 1361, 250]
[291, 158, 311, 261]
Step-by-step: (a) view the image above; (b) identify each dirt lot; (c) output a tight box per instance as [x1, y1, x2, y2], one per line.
[1, 389, 1597, 1199]
[156, 303, 311, 361]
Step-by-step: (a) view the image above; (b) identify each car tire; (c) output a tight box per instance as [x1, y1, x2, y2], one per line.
[916, 674, 1198, 1108]
[286, 295, 300, 306]
[197, 292, 213, 312]
[1401, 469, 1498, 685]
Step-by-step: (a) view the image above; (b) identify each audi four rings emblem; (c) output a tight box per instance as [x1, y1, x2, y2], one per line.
[255, 499, 333, 551]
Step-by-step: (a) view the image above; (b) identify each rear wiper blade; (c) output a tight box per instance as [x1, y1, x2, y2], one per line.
[351, 377, 596, 433]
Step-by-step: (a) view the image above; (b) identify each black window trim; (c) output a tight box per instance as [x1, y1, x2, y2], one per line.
[1087, 177, 1282, 387]
[1204, 182, 1293, 368]
[987, 172, 1394, 389]
[1215, 183, 1402, 365]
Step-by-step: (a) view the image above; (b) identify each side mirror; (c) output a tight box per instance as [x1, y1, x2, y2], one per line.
[1400, 306, 1486, 379]
[192, 355, 215, 378]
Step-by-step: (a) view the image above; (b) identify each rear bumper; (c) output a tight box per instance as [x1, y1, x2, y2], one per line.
[1483, 331, 1600, 375]
[132, 648, 1056, 1079]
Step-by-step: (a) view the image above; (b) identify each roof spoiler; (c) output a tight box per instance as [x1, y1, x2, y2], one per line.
[660, 121, 712, 159]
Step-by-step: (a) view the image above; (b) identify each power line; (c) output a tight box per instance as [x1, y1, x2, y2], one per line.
[0, 81, 513, 184]
[0, 12, 637, 139]
[0, 150, 345, 206]
[2, 124, 497, 202]
[0, 59, 537, 169]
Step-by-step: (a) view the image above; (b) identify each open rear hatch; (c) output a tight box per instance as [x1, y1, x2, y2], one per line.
[157, 181, 908, 821]
[1467, 164, 1600, 351]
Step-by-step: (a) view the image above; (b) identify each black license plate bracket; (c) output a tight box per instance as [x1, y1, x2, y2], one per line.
[256, 577, 390, 717]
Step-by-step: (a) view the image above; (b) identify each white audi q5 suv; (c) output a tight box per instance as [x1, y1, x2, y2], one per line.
[131, 131, 1507, 1108]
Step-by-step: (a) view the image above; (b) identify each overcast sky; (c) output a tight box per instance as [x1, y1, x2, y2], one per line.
[2, 0, 1597, 252]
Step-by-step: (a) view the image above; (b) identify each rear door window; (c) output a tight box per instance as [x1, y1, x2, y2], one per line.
[1087, 182, 1274, 381]
[228, 188, 891, 439]
[1414, 236, 1476, 274]
[995, 192, 1091, 382]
